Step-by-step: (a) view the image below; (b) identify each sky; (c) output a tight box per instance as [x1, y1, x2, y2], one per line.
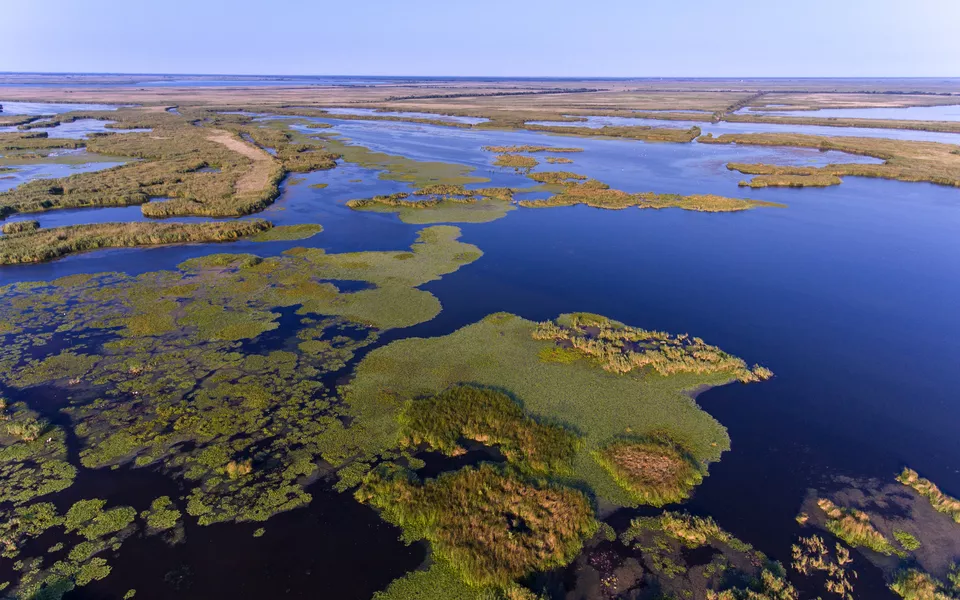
[2, 0, 959, 77]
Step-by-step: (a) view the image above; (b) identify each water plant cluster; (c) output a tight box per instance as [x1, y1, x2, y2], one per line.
[531, 312, 774, 382]
[0, 220, 272, 265]
[0, 226, 482, 597]
[621, 512, 798, 599]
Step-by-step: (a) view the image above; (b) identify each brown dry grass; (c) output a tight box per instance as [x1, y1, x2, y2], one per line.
[700, 132, 960, 188]
[206, 130, 277, 195]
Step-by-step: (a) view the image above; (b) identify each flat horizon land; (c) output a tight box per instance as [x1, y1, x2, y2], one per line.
[1, 70, 959, 600]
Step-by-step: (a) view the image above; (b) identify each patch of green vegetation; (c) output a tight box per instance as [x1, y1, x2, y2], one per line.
[481, 145, 583, 153]
[545, 156, 573, 164]
[890, 568, 959, 600]
[1, 220, 39, 234]
[140, 497, 181, 532]
[520, 175, 784, 212]
[309, 182, 329, 189]
[344, 312, 767, 507]
[727, 163, 843, 188]
[0, 220, 272, 265]
[1, 495, 141, 599]
[532, 313, 773, 382]
[357, 463, 598, 587]
[253, 527, 265, 538]
[522, 123, 702, 143]
[594, 437, 703, 506]
[64, 499, 136, 540]
[1, 108, 290, 219]
[400, 385, 579, 474]
[622, 512, 797, 599]
[493, 154, 537, 171]
[0, 226, 481, 531]
[0, 401, 76, 507]
[893, 529, 921, 552]
[347, 187, 516, 224]
[699, 132, 960, 189]
[816, 498, 900, 556]
[625, 512, 752, 553]
[373, 560, 497, 600]
[249, 223, 323, 242]
[898, 468, 960, 524]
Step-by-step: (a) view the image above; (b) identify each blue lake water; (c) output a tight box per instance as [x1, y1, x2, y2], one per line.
[3, 115, 959, 599]
[321, 107, 488, 125]
[0, 156, 124, 192]
[527, 114, 960, 145]
[744, 104, 960, 121]
[0, 101, 120, 115]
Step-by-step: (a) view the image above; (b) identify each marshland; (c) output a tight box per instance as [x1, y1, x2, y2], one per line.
[0, 73, 959, 600]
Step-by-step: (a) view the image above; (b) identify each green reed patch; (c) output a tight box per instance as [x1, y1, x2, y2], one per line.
[481, 145, 583, 153]
[1, 220, 39, 234]
[0, 220, 273, 265]
[898, 467, 960, 524]
[520, 176, 783, 212]
[344, 312, 768, 507]
[249, 223, 323, 242]
[816, 498, 900, 556]
[594, 437, 704, 506]
[622, 512, 797, 599]
[533, 312, 773, 382]
[493, 154, 538, 170]
[400, 385, 580, 474]
[357, 463, 598, 588]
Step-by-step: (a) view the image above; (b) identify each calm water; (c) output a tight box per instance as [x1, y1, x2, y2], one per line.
[527, 114, 960, 145]
[320, 107, 488, 125]
[0, 158, 125, 193]
[3, 116, 959, 599]
[743, 104, 960, 121]
[0, 101, 120, 115]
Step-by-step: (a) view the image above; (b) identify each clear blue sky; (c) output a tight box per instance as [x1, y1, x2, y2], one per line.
[3, 0, 958, 77]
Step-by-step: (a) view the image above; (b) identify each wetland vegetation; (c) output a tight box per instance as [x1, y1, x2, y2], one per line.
[2, 77, 960, 600]
[0, 220, 271, 264]
[700, 132, 960, 188]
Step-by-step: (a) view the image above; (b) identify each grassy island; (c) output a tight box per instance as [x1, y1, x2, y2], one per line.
[344, 311, 772, 507]
[521, 173, 784, 212]
[699, 132, 960, 188]
[0, 220, 272, 265]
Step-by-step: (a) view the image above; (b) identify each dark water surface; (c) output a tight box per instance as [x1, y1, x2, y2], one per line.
[3, 116, 959, 599]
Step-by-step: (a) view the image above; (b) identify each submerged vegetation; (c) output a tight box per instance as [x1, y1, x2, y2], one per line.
[792, 535, 856, 599]
[0, 219, 271, 264]
[622, 512, 798, 599]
